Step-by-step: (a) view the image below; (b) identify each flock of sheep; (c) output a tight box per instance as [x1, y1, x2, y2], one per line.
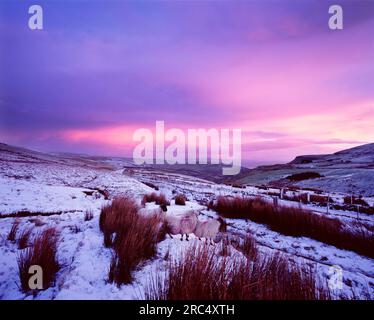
[163, 210, 226, 244]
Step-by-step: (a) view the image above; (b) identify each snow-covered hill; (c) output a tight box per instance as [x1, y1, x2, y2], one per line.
[233, 143, 374, 196]
[0, 143, 373, 300]
[291, 143, 374, 166]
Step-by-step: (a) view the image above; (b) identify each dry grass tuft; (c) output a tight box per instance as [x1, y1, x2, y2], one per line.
[212, 196, 374, 258]
[100, 197, 139, 247]
[7, 219, 20, 242]
[18, 227, 33, 249]
[17, 227, 60, 293]
[141, 192, 170, 207]
[84, 211, 94, 221]
[146, 243, 330, 300]
[344, 196, 369, 207]
[100, 196, 166, 285]
[237, 233, 258, 259]
[174, 194, 187, 206]
[108, 212, 165, 285]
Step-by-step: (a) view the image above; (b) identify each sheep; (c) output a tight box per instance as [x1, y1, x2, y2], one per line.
[194, 217, 226, 245]
[165, 210, 198, 241]
[164, 210, 226, 244]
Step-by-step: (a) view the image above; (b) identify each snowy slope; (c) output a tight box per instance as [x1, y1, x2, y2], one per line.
[233, 143, 374, 196]
[0, 143, 373, 300]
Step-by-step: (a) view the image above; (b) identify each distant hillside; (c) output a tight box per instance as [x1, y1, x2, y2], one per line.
[0, 143, 250, 183]
[231, 143, 374, 196]
[290, 143, 374, 166]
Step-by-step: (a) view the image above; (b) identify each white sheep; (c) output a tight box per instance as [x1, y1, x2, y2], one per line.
[165, 210, 198, 241]
[194, 217, 226, 245]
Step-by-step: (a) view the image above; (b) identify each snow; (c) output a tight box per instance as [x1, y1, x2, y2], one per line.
[0, 145, 373, 300]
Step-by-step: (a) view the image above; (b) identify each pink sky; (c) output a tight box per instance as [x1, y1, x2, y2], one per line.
[0, 1, 373, 166]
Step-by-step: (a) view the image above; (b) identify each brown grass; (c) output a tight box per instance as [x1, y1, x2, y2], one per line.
[332, 203, 374, 215]
[220, 233, 257, 259]
[7, 219, 20, 242]
[219, 235, 232, 257]
[100, 196, 167, 285]
[174, 194, 186, 206]
[229, 253, 330, 300]
[311, 194, 332, 204]
[100, 197, 139, 247]
[17, 227, 60, 293]
[237, 233, 258, 259]
[283, 193, 332, 205]
[108, 213, 164, 285]
[344, 196, 369, 207]
[141, 192, 170, 207]
[84, 211, 94, 221]
[145, 243, 330, 300]
[212, 196, 374, 259]
[18, 227, 33, 249]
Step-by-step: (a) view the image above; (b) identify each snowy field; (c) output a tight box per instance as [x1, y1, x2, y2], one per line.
[0, 145, 373, 300]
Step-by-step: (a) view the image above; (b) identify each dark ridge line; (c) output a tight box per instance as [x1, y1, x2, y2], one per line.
[0, 210, 84, 219]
